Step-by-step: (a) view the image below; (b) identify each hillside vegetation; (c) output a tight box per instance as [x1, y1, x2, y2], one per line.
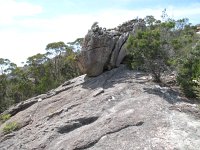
[0, 41, 81, 113]
[126, 10, 200, 99]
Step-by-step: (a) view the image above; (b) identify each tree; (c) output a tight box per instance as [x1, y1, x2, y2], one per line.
[26, 54, 48, 84]
[9, 67, 34, 103]
[127, 29, 166, 82]
[126, 16, 174, 82]
[0, 40, 81, 112]
[46, 41, 68, 57]
[45, 42, 69, 82]
[177, 43, 200, 98]
[126, 13, 197, 83]
[45, 41, 80, 83]
[0, 58, 16, 74]
[0, 58, 17, 112]
[194, 78, 200, 99]
[67, 38, 83, 52]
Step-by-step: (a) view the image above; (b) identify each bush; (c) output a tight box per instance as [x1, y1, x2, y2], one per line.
[177, 44, 200, 98]
[126, 14, 197, 84]
[193, 78, 200, 99]
[126, 23, 170, 82]
[3, 122, 19, 134]
[0, 114, 11, 122]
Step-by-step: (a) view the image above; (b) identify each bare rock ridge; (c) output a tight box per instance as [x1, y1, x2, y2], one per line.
[1, 65, 200, 150]
[77, 19, 145, 76]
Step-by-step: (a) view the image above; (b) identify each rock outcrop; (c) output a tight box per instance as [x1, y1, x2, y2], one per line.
[1, 65, 200, 150]
[77, 19, 145, 76]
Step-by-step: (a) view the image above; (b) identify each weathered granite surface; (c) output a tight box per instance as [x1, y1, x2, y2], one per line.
[0, 65, 200, 150]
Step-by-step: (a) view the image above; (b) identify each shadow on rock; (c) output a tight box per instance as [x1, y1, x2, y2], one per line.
[81, 65, 134, 90]
[81, 65, 150, 90]
[143, 86, 192, 104]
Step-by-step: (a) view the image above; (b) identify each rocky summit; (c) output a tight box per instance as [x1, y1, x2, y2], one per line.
[0, 65, 200, 150]
[77, 19, 145, 76]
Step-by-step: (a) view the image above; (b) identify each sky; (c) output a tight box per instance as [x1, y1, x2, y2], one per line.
[0, 0, 200, 66]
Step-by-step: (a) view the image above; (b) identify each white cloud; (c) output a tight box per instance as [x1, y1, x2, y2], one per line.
[0, 0, 43, 24]
[0, 2, 199, 66]
[166, 3, 200, 21]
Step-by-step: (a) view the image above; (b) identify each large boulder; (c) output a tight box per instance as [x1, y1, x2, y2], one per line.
[77, 26, 117, 76]
[77, 19, 145, 76]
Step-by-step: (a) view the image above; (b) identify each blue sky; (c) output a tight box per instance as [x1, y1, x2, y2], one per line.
[0, 0, 200, 65]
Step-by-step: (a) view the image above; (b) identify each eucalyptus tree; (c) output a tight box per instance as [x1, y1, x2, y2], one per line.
[0, 58, 17, 112]
[45, 42, 69, 82]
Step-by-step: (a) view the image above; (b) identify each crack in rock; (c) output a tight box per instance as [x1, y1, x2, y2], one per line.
[93, 88, 104, 97]
[64, 104, 80, 112]
[57, 117, 99, 134]
[0, 133, 15, 142]
[47, 109, 64, 120]
[74, 121, 144, 150]
[62, 80, 75, 87]
[4, 99, 38, 116]
[54, 86, 74, 95]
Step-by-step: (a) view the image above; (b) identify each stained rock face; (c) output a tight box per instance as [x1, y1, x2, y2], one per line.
[77, 19, 145, 76]
[1, 65, 200, 150]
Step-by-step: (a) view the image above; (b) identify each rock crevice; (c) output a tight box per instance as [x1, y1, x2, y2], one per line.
[57, 116, 99, 134]
[73, 121, 144, 150]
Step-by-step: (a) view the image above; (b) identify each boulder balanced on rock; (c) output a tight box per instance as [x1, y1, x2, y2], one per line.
[77, 20, 145, 76]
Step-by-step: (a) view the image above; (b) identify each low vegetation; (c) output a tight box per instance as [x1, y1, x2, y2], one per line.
[0, 114, 11, 123]
[126, 10, 200, 100]
[177, 43, 200, 98]
[195, 79, 200, 99]
[3, 121, 19, 134]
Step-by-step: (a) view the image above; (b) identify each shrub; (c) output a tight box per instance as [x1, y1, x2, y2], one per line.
[3, 122, 19, 134]
[193, 78, 200, 99]
[177, 44, 200, 98]
[126, 27, 169, 82]
[0, 114, 11, 122]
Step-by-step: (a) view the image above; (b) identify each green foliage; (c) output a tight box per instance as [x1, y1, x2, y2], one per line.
[0, 58, 16, 74]
[3, 122, 19, 134]
[67, 38, 83, 52]
[129, 13, 199, 98]
[126, 16, 171, 82]
[193, 78, 200, 99]
[46, 41, 68, 57]
[0, 58, 17, 112]
[177, 43, 200, 98]
[126, 11, 198, 85]
[0, 41, 80, 113]
[0, 114, 11, 122]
